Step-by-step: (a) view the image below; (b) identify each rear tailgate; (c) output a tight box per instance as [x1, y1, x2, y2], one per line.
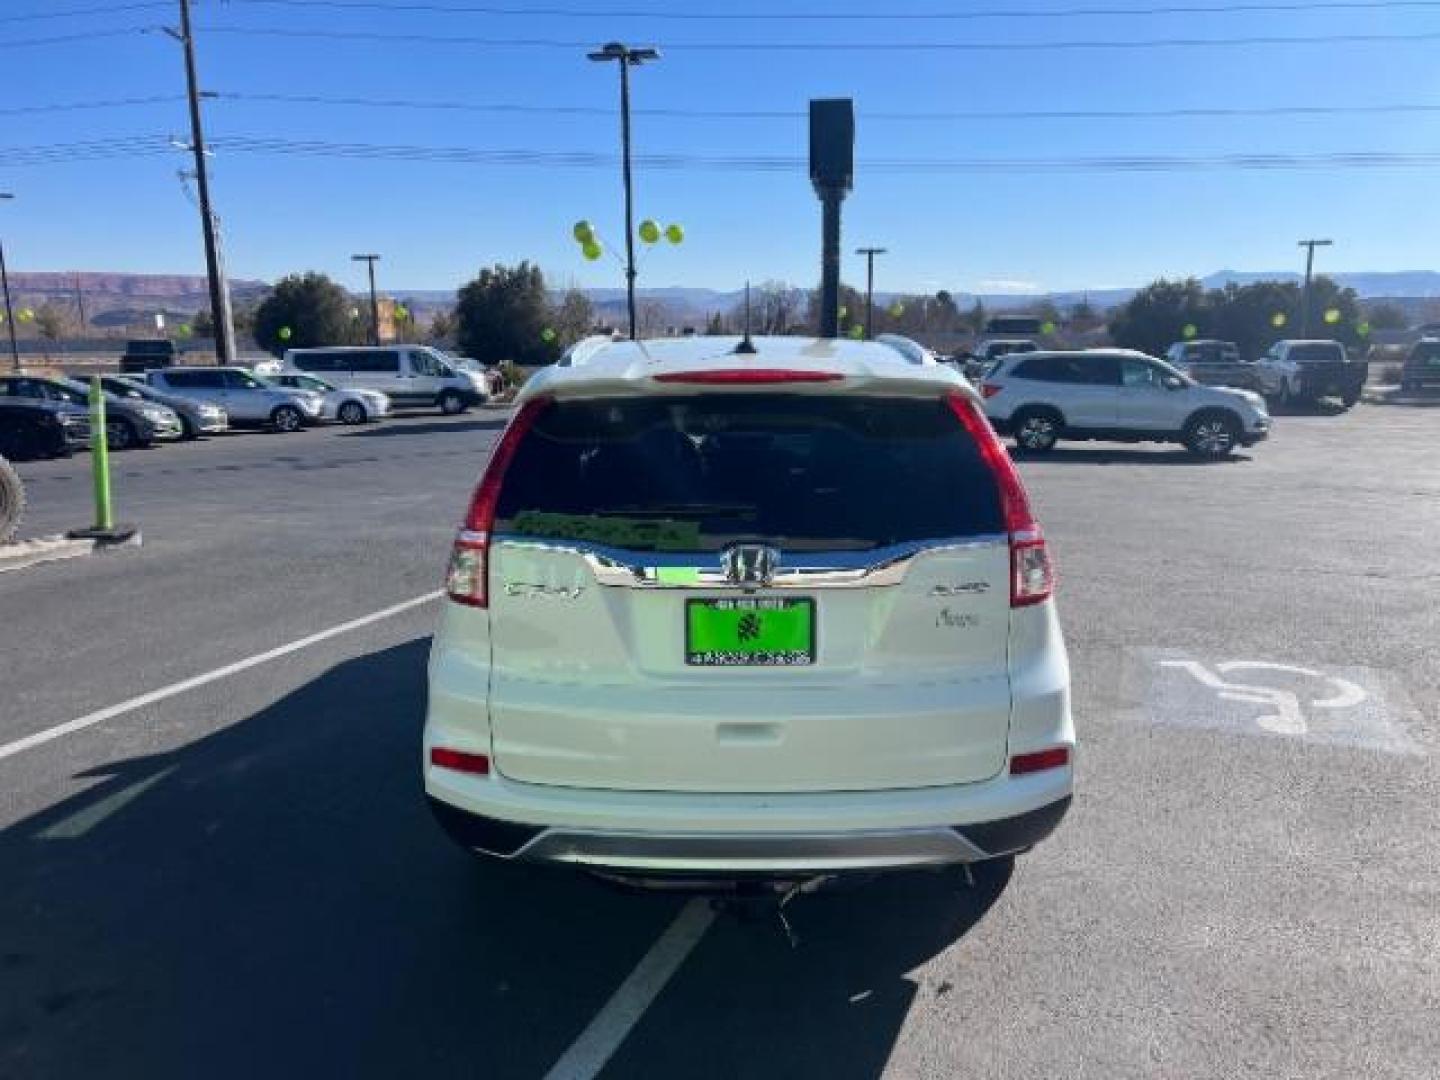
[483, 391, 1016, 794]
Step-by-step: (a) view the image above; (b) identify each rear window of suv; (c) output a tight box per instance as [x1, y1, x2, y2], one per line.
[494, 394, 1004, 552]
[1288, 343, 1346, 363]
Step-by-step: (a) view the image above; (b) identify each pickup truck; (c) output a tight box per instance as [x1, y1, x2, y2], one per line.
[1163, 339, 1261, 392]
[1255, 339, 1367, 409]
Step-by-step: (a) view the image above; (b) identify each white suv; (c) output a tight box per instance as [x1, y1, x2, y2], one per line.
[982, 349, 1271, 457]
[424, 335, 1073, 885]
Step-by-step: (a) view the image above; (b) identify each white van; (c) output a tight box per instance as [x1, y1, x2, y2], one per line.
[279, 346, 485, 415]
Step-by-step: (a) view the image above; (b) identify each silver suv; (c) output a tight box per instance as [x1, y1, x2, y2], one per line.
[982, 349, 1271, 458]
[147, 367, 323, 432]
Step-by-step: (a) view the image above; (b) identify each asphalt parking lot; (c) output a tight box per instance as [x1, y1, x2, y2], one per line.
[2, 403, 1437, 1079]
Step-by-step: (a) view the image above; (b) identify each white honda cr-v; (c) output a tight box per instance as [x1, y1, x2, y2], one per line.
[424, 334, 1073, 885]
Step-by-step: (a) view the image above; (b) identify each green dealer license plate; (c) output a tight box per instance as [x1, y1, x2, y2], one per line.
[685, 597, 816, 667]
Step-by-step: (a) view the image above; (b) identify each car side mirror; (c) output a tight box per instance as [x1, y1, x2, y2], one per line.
[1163, 375, 1186, 391]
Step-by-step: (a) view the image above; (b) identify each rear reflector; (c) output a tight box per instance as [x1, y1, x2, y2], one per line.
[944, 393, 1055, 607]
[430, 747, 491, 775]
[981, 383, 1002, 399]
[446, 396, 551, 608]
[653, 369, 845, 385]
[1010, 747, 1070, 775]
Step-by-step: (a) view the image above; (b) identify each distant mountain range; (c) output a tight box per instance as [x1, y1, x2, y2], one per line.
[8, 269, 1440, 329]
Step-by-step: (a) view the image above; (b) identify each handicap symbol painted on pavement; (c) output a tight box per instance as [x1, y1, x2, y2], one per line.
[1124, 650, 1422, 756]
[1158, 660, 1368, 738]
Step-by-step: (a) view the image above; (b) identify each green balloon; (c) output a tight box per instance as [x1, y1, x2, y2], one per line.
[278, 326, 293, 340]
[1182, 323, 1198, 339]
[18, 308, 34, 323]
[837, 305, 848, 320]
[888, 302, 905, 318]
[1270, 312, 1288, 328]
[582, 240, 603, 261]
[664, 223, 684, 244]
[1357, 321, 1371, 337]
[1042, 320, 1057, 335]
[572, 220, 595, 244]
[638, 219, 661, 244]
[847, 324, 865, 339]
[1323, 307, 1341, 325]
[541, 327, 557, 343]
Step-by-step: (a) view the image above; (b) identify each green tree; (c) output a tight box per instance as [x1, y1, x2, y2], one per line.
[1207, 280, 1296, 358]
[705, 310, 727, 335]
[34, 303, 68, 344]
[1364, 303, 1408, 331]
[1028, 299, 1062, 328]
[428, 308, 456, 343]
[252, 272, 356, 355]
[1108, 278, 1209, 356]
[550, 287, 595, 346]
[192, 308, 214, 338]
[806, 284, 865, 336]
[932, 290, 960, 333]
[456, 261, 555, 366]
[965, 298, 987, 335]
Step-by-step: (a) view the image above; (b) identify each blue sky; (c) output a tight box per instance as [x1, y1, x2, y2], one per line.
[3, 0, 1439, 297]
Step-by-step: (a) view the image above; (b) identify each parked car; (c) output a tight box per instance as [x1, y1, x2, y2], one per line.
[981, 349, 1271, 458]
[1163, 339, 1261, 391]
[977, 338, 1039, 369]
[279, 346, 485, 414]
[425, 334, 1073, 887]
[262, 373, 389, 424]
[0, 398, 89, 460]
[146, 367, 323, 432]
[1255, 339, 1367, 409]
[120, 338, 183, 374]
[93, 374, 228, 440]
[0, 375, 181, 449]
[1400, 337, 1440, 393]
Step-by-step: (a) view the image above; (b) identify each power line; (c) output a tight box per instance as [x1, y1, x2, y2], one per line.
[0, 27, 155, 49]
[7, 135, 1440, 173]
[218, 0, 1440, 20]
[10, 90, 1440, 123]
[195, 24, 1440, 50]
[0, 2, 168, 22]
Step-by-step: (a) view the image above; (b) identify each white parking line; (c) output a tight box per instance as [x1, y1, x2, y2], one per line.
[543, 898, 716, 1080]
[38, 766, 176, 839]
[0, 591, 443, 764]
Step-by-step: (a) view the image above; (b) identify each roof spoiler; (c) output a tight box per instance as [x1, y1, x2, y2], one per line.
[874, 334, 937, 366]
[559, 334, 620, 368]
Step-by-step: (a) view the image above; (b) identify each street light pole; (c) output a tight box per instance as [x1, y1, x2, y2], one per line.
[172, 0, 235, 364]
[0, 194, 18, 372]
[856, 247, 887, 339]
[352, 254, 382, 345]
[1297, 238, 1333, 338]
[588, 42, 660, 341]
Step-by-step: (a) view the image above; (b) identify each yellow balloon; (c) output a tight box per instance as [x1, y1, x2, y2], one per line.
[664, 223, 684, 244]
[638, 219, 660, 244]
[18, 308, 35, 323]
[1323, 307, 1341, 325]
[1270, 312, 1288, 328]
[572, 220, 595, 244]
[582, 240, 603, 261]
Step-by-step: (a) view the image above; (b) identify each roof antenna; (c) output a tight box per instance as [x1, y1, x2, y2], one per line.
[734, 280, 758, 354]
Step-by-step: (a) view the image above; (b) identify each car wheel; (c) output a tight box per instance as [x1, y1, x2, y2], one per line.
[270, 405, 304, 433]
[338, 400, 368, 425]
[106, 418, 137, 451]
[0, 455, 23, 544]
[1183, 412, 1240, 458]
[1011, 408, 1062, 453]
[438, 390, 466, 416]
[179, 415, 200, 440]
[1340, 388, 1361, 409]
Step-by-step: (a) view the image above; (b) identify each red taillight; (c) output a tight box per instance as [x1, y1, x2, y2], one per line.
[430, 747, 491, 774]
[945, 393, 1055, 607]
[1010, 747, 1070, 775]
[653, 369, 844, 385]
[981, 383, 1002, 399]
[445, 397, 551, 608]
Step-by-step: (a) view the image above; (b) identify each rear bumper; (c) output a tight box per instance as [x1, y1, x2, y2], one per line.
[427, 793, 1071, 872]
[424, 764, 1073, 873]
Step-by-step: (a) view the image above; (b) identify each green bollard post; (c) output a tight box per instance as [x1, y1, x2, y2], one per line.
[89, 376, 113, 532]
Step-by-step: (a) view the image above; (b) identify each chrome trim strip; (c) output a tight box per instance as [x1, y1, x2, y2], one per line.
[490, 534, 1008, 589]
[511, 826, 988, 869]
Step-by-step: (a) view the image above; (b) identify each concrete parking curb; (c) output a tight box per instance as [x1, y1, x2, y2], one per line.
[0, 530, 141, 574]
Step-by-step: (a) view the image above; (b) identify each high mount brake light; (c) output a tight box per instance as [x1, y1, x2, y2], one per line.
[653, 369, 845, 385]
[445, 396, 551, 608]
[945, 393, 1055, 607]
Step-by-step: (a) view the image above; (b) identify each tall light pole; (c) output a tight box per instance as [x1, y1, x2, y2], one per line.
[0, 194, 18, 372]
[587, 41, 660, 341]
[1298, 238, 1333, 338]
[167, 0, 235, 363]
[352, 254, 382, 345]
[856, 247, 887, 339]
